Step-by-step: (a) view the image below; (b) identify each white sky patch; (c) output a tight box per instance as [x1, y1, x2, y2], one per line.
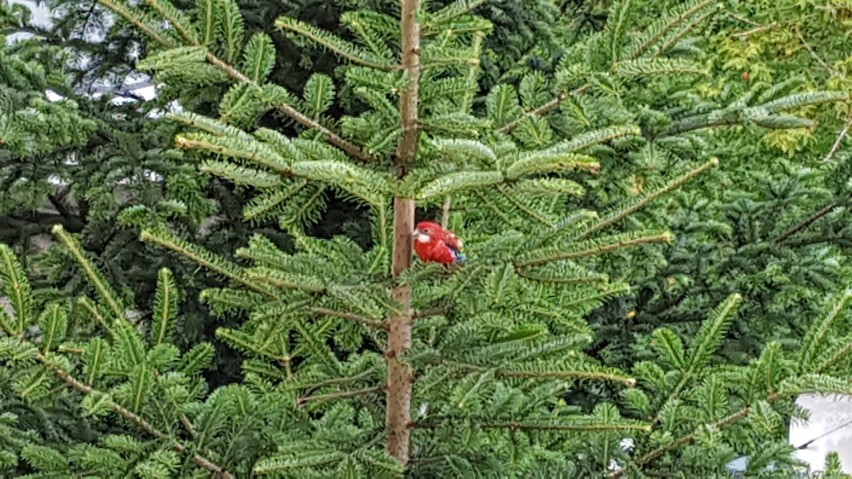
[790, 394, 852, 473]
[8, 0, 51, 27]
[44, 89, 63, 102]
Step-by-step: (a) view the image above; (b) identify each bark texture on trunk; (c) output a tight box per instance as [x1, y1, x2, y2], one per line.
[394, 0, 421, 177]
[386, 0, 421, 466]
[386, 197, 415, 464]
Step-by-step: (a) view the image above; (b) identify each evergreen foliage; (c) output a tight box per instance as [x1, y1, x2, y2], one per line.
[1, 0, 851, 477]
[2, 225, 851, 477]
[0, 6, 97, 241]
[5, 0, 577, 384]
[580, 0, 852, 368]
[1, 0, 275, 387]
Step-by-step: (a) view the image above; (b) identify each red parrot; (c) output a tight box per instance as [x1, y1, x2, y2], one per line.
[412, 221, 466, 265]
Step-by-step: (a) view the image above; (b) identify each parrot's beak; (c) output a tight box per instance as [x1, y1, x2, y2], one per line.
[412, 228, 429, 243]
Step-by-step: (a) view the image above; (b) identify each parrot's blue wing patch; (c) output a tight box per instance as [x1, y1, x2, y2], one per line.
[450, 248, 466, 263]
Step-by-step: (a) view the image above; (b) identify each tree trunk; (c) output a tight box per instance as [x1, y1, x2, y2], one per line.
[387, 197, 415, 464]
[386, 0, 422, 466]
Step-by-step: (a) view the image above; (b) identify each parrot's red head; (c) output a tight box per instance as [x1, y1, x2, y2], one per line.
[413, 221, 442, 245]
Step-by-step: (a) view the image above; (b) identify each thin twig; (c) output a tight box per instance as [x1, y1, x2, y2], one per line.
[443, 360, 636, 387]
[421, 0, 487, 35]
[732, 22, 778, 39]
[413, 306, 450, 319]
[3, 308, 225, 475]
[300, 368, 380, 395]
[774, 114, 851, 242]
[143, 0, 196, 45]
[504, 369, 636, 386]
[793, 25, 840, 77]
[496, 84, 591, 134]
[821, 118, 851, 164]
[96, 0, 173, 47]
[728, 13, 760, 26]
[575, 158, 718, 240]
[816, 342, 852, 375]
[515, 269, 607, 285]
[653, 9, 718, 59]
[203, 54, 374, 162]
[276, 20, 396, 71]
[631, 0, 717, 60]
[441, 196, 452, 229]
[497, 185, 555, 227]
[795, 416, 852, 450]
[775, 201, 838, 243]
[496, 13, 720, 135]
[410, 420, 651, 432]
[297, 384, 386, 407]
[80, 2, 99, 39]
[311, 307, 388, 330]
[515, 232, 674, 268]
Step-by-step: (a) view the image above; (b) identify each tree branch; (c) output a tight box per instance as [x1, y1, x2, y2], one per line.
[440, 196, 452, 229]
[821, 117, 851, 164]
[311, 307, 388, 330]
[775, 201, 839, 243]
[499, 369, 637, 387]
[444, 360, 637, 387]
[792, 25, 839, 77]
[732, 22, 779, 39]
[496, 84, 591, 135]
[774, 114, 851, 242]
[662, 114, 736, 136]
[203, 55, 374, 162]
[95, 0, 174, 48]
[0, 212, 85, 244]
[410, 420, 651, 432]
[143, 0, 197, 45]
[575, 158, 719, 240]
[413, 306, 450, 318]
[300, 368, 380, 395]
[816, 342, 852, 374]
[40, 353, 233, 478]
[297, 384, 386, 407]
[94, 0, 374, 163]
[515, 232, 674, 268]
[515, 269, 607, 285]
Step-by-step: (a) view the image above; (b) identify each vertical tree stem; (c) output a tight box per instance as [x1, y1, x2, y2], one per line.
[441, 196, 452, 228]
[387, 0, 422, 466]
[395, 0, 422, 175]
[387, 198, 415, 464]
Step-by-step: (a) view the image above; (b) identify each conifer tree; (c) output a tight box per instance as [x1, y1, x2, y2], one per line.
[2, 0, 852, 477]
[6, 0, 574, 379]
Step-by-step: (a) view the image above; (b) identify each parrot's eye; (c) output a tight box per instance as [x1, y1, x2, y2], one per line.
[414, 227, 432, 243]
